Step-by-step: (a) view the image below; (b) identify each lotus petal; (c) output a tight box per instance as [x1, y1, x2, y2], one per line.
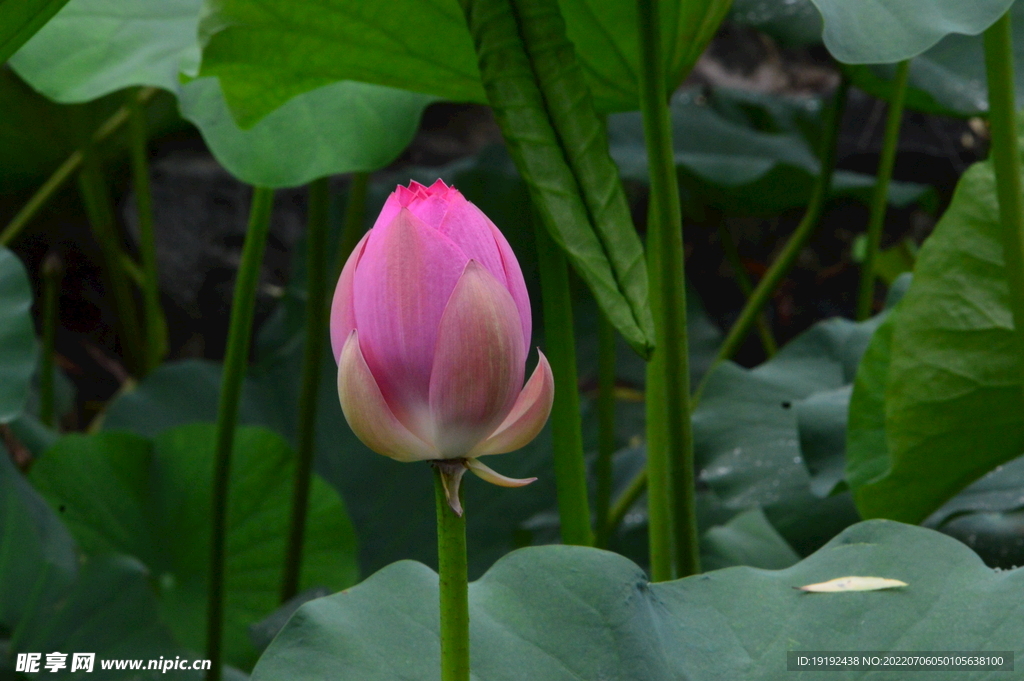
[337, 330, 436, 462]
[466, 458, 537, 487]
[471, 352, 554, 457]
[329, 231, 371, 363]
[428, 260, 525, 457]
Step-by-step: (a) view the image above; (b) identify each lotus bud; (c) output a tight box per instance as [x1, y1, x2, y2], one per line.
[331, 179, 554, 514]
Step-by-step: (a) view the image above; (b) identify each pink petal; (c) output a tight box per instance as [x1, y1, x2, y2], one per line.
[489, 221, 531, 352]
[428, 260, 526, 457]
[330, 231, 371, 363]
[337, 331, 437, 462]
[352, 209, 468, 436]
[433, 191, 508, 289]
[471, 351, 554, 457]
[466, 458, 537, 487]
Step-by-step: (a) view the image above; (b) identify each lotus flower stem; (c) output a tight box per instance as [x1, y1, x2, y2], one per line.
[206, 187, 275, 681]
[716, 221, 777, 357]
[713, 77, 849, 366]
[0, 87, 158, 248]
[856, 60, 911, 321]
[594, 312, 617, 547]
[434, 464, 470, 681]
[983, 13, 1024, 364]
[334, 172, 369, 280]
[636, 0, 697, 580]
[534, 218, 594, 547]
[128, 90, 169, 373]
[77, 150, 145, 376]
[39, 253, 62, 429]
[281, 178, 331, 603]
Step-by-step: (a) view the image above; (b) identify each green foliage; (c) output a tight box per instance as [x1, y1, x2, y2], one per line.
[9, 0, 202, 100]
[609, 88, 933, 216]
[1, 452, 195, 679]
[196, 0, 728, 127]
[9, 0, 435, 187]
[733, 0, 1024, 118]
[808, 0, 1014, 65]
[847, 158, 1024, 523]
[252, 520, 1022, 681]
[461, 0, 654, 357]
[178, 79, 435, 187]
[0, 0, 72, 64]
[28, 424, 359, 670]
[0, 247, 36, 424]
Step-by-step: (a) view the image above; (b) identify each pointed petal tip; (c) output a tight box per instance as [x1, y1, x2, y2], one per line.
[466, 458, 537, 487]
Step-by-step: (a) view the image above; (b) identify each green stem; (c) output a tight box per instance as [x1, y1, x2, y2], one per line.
[129, 90, 169, 373]
[604, 466, 646, 539]
[205, 187, 275, 681]
[0, 88, 159, 248]
[713, 77, 849, 364]
[636, 0, 697, 580]
[716, 221, 777, 356]
[434, 466, 470, 681]
[334, 173, 370, 279]
[983, 12, 1024, 372]
[280, 178, 331, 603]
[594, 312, 616, 548]
[39, 253, 62, 429]
[77, 151, 145, 376]
[534, 216, 594, 547]
[856, 60, 910, 321]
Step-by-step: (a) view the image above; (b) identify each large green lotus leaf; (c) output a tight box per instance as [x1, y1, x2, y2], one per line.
[850, 276, 1024, 567]
[692, 313, 890, 555]
[252, 520, 1022, 681]
[0, 444, 75, 631]
[8, 0, 202, 101]
[28, 424, 359, 670]
[808, 0, 1014, 65]
[609, 88, 932, 217]
[197, 0, 728, 127]
[12, 556, 202, 680]
[177, 77, 435, 188]
[848, 157, 1024, 524]
[9, 0, 435, 185]
[732, 0, 1024, 118]
[845, 0, 1024, 117]
[0, 0, 72, 64]
[0, 247, 37, 424]
[0, 451, 197, 680]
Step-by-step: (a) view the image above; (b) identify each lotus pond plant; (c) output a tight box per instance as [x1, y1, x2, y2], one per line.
[6, 0, 1024, 680]
[332, 178, 553, 678]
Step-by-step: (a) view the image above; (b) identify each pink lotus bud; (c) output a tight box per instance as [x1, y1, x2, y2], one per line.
[331, 179, 553, 500]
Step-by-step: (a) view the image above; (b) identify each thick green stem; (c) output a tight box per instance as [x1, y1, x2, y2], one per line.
[594, 312, 616, 547]
[534, 217, 594, 547]
[984, 13, 1024, 371]
[714, 78, 849, 364]
[129, 91, 168, 373]
[434, 465, 470, 681]
[856, 60, 910, 321]
[280, 178, 331, 603]
[0, 88, 158, 248]
[636, 0, 697, 580]
[334, 173, 370, 279]
[39, 253, 62, 429]
[77, 151, 145, 376]
[205, 187, 274, 681]
[716, 221, 777, 356]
